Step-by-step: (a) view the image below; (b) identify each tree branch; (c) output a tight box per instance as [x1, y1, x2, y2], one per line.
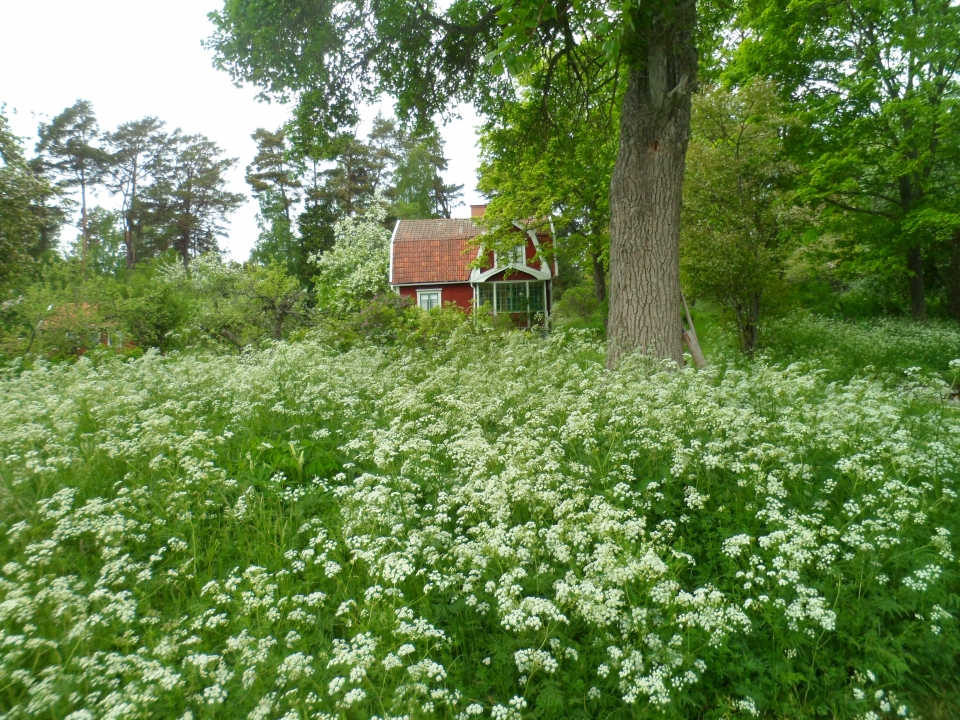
[823, 196, 898, 219]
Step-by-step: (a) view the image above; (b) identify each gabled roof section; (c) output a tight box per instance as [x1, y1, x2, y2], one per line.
[391, 219, 484, 285]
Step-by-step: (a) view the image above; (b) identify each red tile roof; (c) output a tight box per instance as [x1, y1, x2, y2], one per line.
[391, 219, 483, 285]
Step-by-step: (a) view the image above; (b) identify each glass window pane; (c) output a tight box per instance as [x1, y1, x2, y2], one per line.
[495, 284, 509, 313]
[477, 284, 493, 308]
[419, 292, 440, 310]
[495, 283, 525, 312]
[528, 282, 544, 312]
[514, 284, 526, 312]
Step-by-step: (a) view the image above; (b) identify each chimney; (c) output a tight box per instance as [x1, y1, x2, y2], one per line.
[470, 204, 487, 218]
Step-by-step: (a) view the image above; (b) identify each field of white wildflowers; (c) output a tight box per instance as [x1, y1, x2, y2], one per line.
[1, 328, 958, 720]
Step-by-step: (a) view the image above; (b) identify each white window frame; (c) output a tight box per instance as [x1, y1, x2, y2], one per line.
[416, 288, 442, 311]
[474, 281, 548, 317]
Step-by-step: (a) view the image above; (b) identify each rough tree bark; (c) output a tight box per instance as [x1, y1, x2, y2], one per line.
[179, 233, 191, 269]
[738, 292, 761, 355]
[606, 1, 698, 368]
[125, 156, 138, 270]
[80, 175, 89, 273]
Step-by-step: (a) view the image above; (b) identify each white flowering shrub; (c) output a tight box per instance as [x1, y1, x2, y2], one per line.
[0, 330, 958, 719]
[310, 198, 390, 312]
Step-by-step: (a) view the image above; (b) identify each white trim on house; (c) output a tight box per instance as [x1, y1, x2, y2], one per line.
[388, 220, 400, 285]
[469, 245, 487, 282]
[393, 280, 474, 287]
[469, 224, 555, 282]
[526, 228, 553, 276]
[473, 264, 552, 282]
[548, 219, 559, 277]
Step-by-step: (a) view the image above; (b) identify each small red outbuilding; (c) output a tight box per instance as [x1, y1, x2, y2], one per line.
[388, 205, 557, 326]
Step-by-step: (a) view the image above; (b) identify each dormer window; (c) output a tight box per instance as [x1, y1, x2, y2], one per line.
[494, 245, 526, 267]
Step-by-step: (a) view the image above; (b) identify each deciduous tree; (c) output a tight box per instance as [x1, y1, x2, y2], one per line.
[310, 196, 391, 312]
[477, 46, 620, 305]
[734, 0, 960, 319]
[681, 81, 798, 353]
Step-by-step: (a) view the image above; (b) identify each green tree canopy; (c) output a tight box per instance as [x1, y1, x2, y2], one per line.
[36, 99, 109, 270]
[477, 44, 620, 303]
[681, 81, 799, 353]
[104, 117, 168, 269]
[733, 0, 960, 319]
[145, 130, 244, 267]
[247, 127, 303, 275]
[0, 110, 53, 289]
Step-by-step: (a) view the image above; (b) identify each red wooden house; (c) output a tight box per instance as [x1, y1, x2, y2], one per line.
[388, 205, 557, 326]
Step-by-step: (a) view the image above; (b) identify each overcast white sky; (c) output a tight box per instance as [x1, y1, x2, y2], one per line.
[0, 0, 484, 260]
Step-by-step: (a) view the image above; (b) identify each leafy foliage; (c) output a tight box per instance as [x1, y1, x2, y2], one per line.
[0, 110, 53, 288]
[477, 42, 619, 303]
[103, 116, 169, 270]
[733, 0, 960, 318]
[144, 131, 244, 267]
[35, 100, 109, 269]
[681, 82, 800, 354]
[160, 254, 310, 349]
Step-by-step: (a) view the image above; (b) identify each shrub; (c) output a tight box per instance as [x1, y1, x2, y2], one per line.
[337, 293, 415, 345]
[116, 284, 188, 351]
[552, 284, 606, 333]
[404, 301, 472, 347]
[761, 311, 960, 382]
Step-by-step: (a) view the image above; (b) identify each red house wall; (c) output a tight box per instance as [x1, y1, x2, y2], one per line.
[398, 284, 474, 312]
[526, 241, 538, 264]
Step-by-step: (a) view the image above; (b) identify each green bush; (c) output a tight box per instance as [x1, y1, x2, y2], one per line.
[116, 284, 188, 352]
[760, 311, 960, 382]
[332, 293, 414, 346]
[551, 284, 606, 333]
[1, 332, 957, 719]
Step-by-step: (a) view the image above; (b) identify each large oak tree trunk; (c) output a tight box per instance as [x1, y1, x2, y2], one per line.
[606, 2, 697, 368]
